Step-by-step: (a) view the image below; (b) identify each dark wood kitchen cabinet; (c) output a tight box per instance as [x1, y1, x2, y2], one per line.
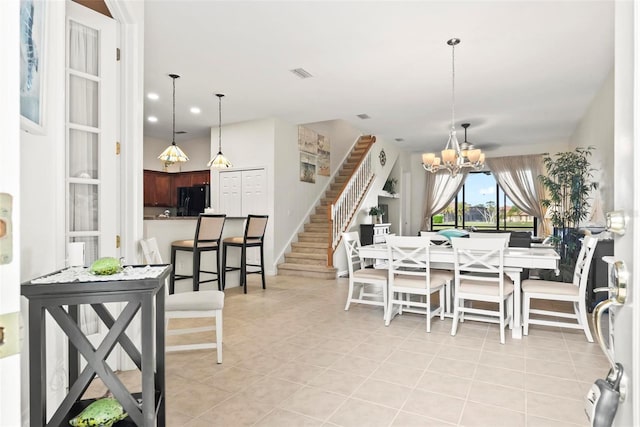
[143, 170, 172, 207]
[144, 170, 210, 207]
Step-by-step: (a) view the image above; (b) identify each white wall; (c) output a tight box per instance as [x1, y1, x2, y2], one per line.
[143, 134, 211, 172]
[568, 69, 615, 215]
[18, 1, 68, 421]
[209, 118, 276, 273]
[1, 0, 22, 424]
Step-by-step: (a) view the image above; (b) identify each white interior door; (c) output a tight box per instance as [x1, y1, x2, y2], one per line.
[66, 1, 119, 366]
[241, 168, 267, 215]
[219, 171, 242, 216]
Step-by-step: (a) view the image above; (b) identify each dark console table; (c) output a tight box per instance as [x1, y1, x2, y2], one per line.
[21, 265, 170, 427]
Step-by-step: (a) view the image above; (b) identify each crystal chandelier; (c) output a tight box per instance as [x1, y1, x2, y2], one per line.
[207, 93, 232, 168]
[422, 38, 484, 176]
[158, 74, 189, 166]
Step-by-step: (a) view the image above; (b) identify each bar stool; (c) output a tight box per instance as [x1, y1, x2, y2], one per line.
[170, 214, 226, 294]
[222, 214, 268, 293]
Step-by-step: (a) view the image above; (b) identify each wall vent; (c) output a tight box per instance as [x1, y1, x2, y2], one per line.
[290, 68, 313, 79]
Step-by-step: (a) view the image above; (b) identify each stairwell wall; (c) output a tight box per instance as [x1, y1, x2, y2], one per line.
[333, 136, 401, 275]
[274, 118, 363, 265]
[209, 117, 365, 272]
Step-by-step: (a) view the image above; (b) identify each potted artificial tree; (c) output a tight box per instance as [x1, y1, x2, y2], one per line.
[369, 206, 383, 224]
[539, 146, 597, 281]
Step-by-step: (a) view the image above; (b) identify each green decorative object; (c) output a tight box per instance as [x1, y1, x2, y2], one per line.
[539, 146, 597, 281]
[89, 257, 122, 276]
[69, 397, 128, 427]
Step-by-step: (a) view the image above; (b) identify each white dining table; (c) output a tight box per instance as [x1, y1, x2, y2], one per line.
[357, 243, 560, 339]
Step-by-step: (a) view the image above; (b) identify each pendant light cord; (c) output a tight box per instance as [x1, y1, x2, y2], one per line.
[171, 75, 177, 146]
[218, 94, 222, 152]
[451, 41, 456, 130]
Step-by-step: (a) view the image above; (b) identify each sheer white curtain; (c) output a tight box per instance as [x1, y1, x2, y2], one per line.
[485, 154, 551, 236]
[69, 21, 100, 334]
[421, 170, 468, 230]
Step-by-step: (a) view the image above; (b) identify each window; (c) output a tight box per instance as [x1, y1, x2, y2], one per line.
[431, 172, 536, 233]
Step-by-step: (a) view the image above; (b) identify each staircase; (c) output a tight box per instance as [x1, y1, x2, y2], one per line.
[277, 136, 376, 279]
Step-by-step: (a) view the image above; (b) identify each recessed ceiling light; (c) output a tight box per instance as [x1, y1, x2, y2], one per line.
[357, 114, 371, 120]
[147, 93, 159, 100]
[190, 107, 201, 114]
[395, 138, 405, 142]
[147, 116, 158, 123]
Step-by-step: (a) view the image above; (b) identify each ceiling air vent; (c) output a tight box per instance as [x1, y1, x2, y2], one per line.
[290, 68, 313, 79]
[395, 138, 405, 142]
[357, 114, 371, 120]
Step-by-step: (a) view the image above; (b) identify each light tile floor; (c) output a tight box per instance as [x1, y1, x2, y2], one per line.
[89, 275, 609, 426]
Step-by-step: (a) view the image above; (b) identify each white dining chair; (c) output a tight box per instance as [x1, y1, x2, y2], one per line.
[522, 235, 598, 342]
[342, 231, 388, 317]
[469, 232, 511, 247]
[141, 237, 224, 363]
[450, 237, 513, 344]
[385, 236, 452, 332]
[419, 231, 451, 246]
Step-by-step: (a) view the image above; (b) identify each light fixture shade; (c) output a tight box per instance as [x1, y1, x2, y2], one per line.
[207, 93, 232, 168]
[159, 73, 188, 165]
[207, 151, 232, 168]
[158, 144, 189, 163]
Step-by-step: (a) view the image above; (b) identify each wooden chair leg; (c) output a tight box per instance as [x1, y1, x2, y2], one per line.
[216, 248, 222, 291]
[169, 247, 177, 294]
[241, 245, 247, 294]
[260, 244, 266, 289]
[221, 244, 227, 290]
[193, 249, 200, 292]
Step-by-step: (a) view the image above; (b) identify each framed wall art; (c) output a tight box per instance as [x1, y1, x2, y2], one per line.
[300, 152, 316, 184]
[20, 0, 47, 134]
[317, 134, 330, 176]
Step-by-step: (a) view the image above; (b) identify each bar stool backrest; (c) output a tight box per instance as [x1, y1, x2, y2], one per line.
[195, 214, 226, 247]
[245, 215, 269, 241]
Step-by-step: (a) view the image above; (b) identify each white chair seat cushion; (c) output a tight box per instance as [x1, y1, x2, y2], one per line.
[392, 269, 451, 288]
[522, 280, 579, 296]
[431, 269, 454, 283]
[353, 268, 388, 280]
[223, 236, 262, 245]
[166, 290, 225, 311]
[459, 278, 514, 296]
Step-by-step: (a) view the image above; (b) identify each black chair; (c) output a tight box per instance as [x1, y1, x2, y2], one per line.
[222, 215, 269, 293]
[170, 214, 226, 293]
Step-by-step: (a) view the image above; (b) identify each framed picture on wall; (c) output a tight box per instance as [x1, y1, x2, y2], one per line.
[317, 135, 330, 176]
[20, 0, 47, 134]
[300, 152, 316, 184]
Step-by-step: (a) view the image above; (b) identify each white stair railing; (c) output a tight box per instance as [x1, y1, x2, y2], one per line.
[328, 149, 375, 261]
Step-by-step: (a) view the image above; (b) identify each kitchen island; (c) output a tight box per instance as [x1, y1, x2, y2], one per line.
[143, 216, 247, 292]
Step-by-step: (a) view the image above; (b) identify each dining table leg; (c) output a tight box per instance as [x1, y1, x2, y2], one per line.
[505, 269, 523, 339]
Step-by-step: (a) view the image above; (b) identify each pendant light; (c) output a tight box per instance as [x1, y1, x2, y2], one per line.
[158, 73, 189, 166]
[422, 39, 483, 176]
[207, 93, 232, 168]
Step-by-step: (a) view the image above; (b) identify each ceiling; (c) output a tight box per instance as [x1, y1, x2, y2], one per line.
[143, 1, 614, 155]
